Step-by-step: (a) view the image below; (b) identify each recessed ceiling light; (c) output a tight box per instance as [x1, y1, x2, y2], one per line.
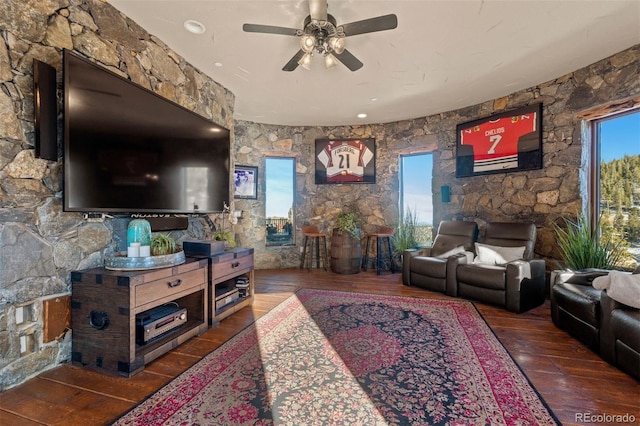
[214, 62, 223, 67]
[184, 20, 206, 34]
[357, 113, 367, 118]
[371, 98, 378, 102]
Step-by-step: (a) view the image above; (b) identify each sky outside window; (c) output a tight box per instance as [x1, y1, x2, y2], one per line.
[600, 111, 640, 160]
[401, 153, 433, 226]
[265, 157, 294, 218]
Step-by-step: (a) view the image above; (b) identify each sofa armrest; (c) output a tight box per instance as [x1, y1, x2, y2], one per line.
[505, 259, 546, 313]
[600, 290, 618, 363]
[402, 249, 417, 285]
[564, 269, 611, 286]
[445, 252, 469, 297]
[414, 247, 433, 257]
[402, 248, 434, 286]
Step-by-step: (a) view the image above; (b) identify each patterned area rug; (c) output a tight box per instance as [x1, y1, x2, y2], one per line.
[114, 289, 558, 425]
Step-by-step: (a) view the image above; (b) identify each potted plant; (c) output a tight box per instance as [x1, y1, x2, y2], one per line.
[150, 233, 177, 256]
[392, 208, 420, 268]
[551, 212, 629, 285]
[210, 204, 237, 248]
[335, 212, 360, 239]
[331, 212, 362, 274]
[554, 213, 626, 271]
[214, 229, 237, 247]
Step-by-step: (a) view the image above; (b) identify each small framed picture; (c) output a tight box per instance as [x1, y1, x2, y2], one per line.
[234, 165, 258, 199]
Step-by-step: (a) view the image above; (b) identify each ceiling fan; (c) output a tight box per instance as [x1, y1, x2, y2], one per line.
[243, 0, 398, 72]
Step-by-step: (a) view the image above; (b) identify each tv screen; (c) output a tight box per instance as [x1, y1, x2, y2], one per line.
[63, 50, 230, 213]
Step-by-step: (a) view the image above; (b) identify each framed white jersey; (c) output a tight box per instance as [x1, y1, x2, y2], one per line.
[456, 104, 543, 177]
[315, 138, 376, 184]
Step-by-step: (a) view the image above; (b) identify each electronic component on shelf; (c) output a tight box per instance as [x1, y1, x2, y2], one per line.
[135, 304, 187, 344]
[215, 287, 239, 311]
[235, 276, 250, 297]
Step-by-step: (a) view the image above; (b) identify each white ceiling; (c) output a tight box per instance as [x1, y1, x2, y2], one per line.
[108, 0, 640, 126]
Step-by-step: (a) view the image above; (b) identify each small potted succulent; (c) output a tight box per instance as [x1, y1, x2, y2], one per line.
[151, 233, 177, 256]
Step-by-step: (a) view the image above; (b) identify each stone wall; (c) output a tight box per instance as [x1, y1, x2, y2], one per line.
[0, 0, 234, 390]
[234, 45, 640, 270]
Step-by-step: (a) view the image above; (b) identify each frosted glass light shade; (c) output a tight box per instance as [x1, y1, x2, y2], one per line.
[327, 36, 345, 54]
[298, 52, 313, 70]
[324, 53, 338, 69]
[300, 35, 316, 53]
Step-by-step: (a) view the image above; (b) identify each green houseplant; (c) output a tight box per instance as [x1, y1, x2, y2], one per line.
[214, 229, 237, 247]
[335, 212, 360, 239]
[553, 213, 626, 271]
[392, 208, 420, 267]
[150, 233, 177, 256]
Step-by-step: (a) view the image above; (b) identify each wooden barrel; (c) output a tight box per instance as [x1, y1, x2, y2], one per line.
[330, 230, 362, 274]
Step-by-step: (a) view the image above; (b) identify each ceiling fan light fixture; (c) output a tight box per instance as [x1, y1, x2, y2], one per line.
[300, 34, 316, 52]
[327, 36, 345, 54]
[298, 52, 313, 70]
[324, 53, 338, 69]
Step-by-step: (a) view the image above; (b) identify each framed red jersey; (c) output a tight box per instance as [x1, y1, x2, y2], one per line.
[456, 104, 543, 177]
[315, 138, 376, 184]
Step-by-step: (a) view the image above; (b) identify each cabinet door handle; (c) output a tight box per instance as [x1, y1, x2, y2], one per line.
[231, 262, 240, 268]
[168, 279, 182, 288]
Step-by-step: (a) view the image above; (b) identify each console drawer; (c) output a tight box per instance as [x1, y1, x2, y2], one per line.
[210, 256, 254, 282]
[136, 268, 206, 307]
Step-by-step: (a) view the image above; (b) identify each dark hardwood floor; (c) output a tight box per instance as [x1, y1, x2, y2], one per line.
[1, 269, 638, 425]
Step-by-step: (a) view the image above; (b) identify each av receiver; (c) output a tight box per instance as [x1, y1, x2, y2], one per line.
[135, 304, 187, 344]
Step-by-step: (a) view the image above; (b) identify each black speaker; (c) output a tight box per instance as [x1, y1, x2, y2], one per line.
[33, 59, 57, 161]
[441, 185, 451, 203]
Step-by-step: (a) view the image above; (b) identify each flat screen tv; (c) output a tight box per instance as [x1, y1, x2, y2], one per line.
[63, 50, 230, 213]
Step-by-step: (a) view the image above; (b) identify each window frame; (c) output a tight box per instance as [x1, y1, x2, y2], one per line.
[588, 107, 640, 269]
[264, 156, 296, 248]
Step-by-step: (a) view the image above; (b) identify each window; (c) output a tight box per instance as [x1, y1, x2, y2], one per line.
[592, 110, 640, 269]
[399, 153, 433, 246]
[265, 157, 295, 246]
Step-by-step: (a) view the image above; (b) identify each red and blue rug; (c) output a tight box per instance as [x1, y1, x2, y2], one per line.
[114, 289, 558, 425]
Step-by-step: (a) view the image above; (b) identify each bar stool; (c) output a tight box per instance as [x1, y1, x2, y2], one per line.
[299, 225, 328, 272]
[362, 226, 395, 275]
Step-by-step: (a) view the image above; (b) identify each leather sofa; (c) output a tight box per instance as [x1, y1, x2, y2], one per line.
[551, 267, 639, 380]
[404, 221, 546, 314]
[402, 220, 478, 293]
[454, 222, 546, 313]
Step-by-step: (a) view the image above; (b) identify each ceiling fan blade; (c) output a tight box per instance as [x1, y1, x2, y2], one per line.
[283, 50, 305, 72]
[243, 23, 299, 36]
[308, 0, 328, 21]
[340, 14, 398, 36]
[334, 49, 363, 71]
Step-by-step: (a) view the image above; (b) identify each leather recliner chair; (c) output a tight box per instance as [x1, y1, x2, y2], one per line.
[550, 269, 609, 351]
[454, 222, 546, 313]
[402, 220, 478, 294]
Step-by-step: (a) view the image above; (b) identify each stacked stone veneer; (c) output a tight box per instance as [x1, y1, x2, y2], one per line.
[235, 45, 639, 270]
[0, 0, 234, 390]
[0, 0, 638, 391]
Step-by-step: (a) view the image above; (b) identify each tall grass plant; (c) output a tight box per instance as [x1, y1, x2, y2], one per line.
[554, 213, 626, 270]
[393, 208, 420, 257]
